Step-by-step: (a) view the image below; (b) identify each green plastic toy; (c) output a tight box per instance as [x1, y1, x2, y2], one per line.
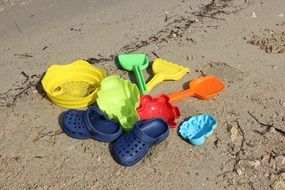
[96, 75, 140, 132]
[118, 54, 149, 95]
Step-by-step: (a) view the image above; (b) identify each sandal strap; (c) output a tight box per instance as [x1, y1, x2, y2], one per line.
[133, 121, 157, 144]
[83, 106, 122, 142]
[84, 107, 104, 133]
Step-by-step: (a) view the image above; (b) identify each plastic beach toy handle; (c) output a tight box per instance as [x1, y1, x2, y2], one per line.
[167, 89, 194, 102]
[133, 65, 148, 95]
[146, 74, 165, 91]
[52, 86, 64, 96]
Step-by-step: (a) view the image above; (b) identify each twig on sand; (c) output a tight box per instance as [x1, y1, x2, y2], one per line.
[12, 83, 33, 103]
[217, 170, 232, 177]
[192, 0, 231, 21]
[21, 71, 29, 79]
[211, 10, 230, 16]
[86, 55, 115, 64]
[196, 14, 226, 20]
[12, 19, 22, 33]
[21, 71, 29, 83]
[151, 51, 160, 58]
[164, 13, 179, 22]
[252, 129, 269, 140]
[0, 74, 42, 107]
[14, 53, 33, 58]
[33, 130, 63, 142]
[248, 111, 285, 136]
[164, 12, 168, 22]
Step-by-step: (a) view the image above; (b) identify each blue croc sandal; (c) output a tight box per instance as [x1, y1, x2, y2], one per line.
[62, 106, 122, 143]
[112, 118, 169, 166]
[179, 114, 217, 146]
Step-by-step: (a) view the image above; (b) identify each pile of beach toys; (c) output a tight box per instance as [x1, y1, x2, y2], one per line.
[41, 54, 224, 166]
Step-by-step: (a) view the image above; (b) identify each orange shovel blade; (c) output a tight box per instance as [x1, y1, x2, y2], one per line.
[168, 76, 224, 102]
[190, 76, 224, 100]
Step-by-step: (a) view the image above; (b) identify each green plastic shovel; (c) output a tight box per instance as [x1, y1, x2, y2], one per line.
[118, 54, 149, 95]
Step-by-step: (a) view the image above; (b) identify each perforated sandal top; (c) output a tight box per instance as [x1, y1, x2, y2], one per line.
[42, 60, 106, 109]
[111, 118, 169, 166]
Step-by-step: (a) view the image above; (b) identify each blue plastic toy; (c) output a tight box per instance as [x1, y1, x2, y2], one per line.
[62, 106, 122, 143]
[179, 114, 217, 146]
[111, 118, 169, 166]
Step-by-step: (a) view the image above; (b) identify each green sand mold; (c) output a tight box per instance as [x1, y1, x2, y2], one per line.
[97, 75, 140, 132]
[118, 54, 149, 95]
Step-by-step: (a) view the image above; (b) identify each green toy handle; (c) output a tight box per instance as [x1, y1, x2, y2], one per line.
[146, 74, 164, 91]
[133, 65, 148, 95]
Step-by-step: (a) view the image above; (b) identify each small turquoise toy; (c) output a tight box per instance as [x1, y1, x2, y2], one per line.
[179, 114, 217, 146]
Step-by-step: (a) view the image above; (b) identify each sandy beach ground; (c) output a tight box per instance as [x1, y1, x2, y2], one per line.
[0, 0, 285, 189]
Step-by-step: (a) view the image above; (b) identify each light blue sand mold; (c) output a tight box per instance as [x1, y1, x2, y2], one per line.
[179, 114, 217, 146]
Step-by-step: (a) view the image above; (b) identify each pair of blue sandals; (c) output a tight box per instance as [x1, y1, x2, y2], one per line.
[62, 106, 169, 166]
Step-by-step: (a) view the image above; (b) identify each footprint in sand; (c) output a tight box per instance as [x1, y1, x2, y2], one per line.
[198, 61, 246, 82]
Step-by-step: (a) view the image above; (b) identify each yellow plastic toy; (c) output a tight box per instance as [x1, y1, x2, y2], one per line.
[41, 60, 106, 109]
[146, 59, 190, 91]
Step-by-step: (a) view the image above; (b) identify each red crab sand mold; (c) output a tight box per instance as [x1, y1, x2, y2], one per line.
[137, 94, 180, 128]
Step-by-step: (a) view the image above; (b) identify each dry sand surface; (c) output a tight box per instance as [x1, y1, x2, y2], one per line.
[0, 0, 285, 189]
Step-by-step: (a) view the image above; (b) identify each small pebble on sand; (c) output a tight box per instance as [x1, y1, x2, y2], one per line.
[275, 155, 285, 166]
[236, 168, 242, 175]
[249, 160, 261, 168]
[251, 12, 257, 18]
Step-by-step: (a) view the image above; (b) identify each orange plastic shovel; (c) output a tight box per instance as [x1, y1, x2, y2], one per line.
[167, 76, 224, 102]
